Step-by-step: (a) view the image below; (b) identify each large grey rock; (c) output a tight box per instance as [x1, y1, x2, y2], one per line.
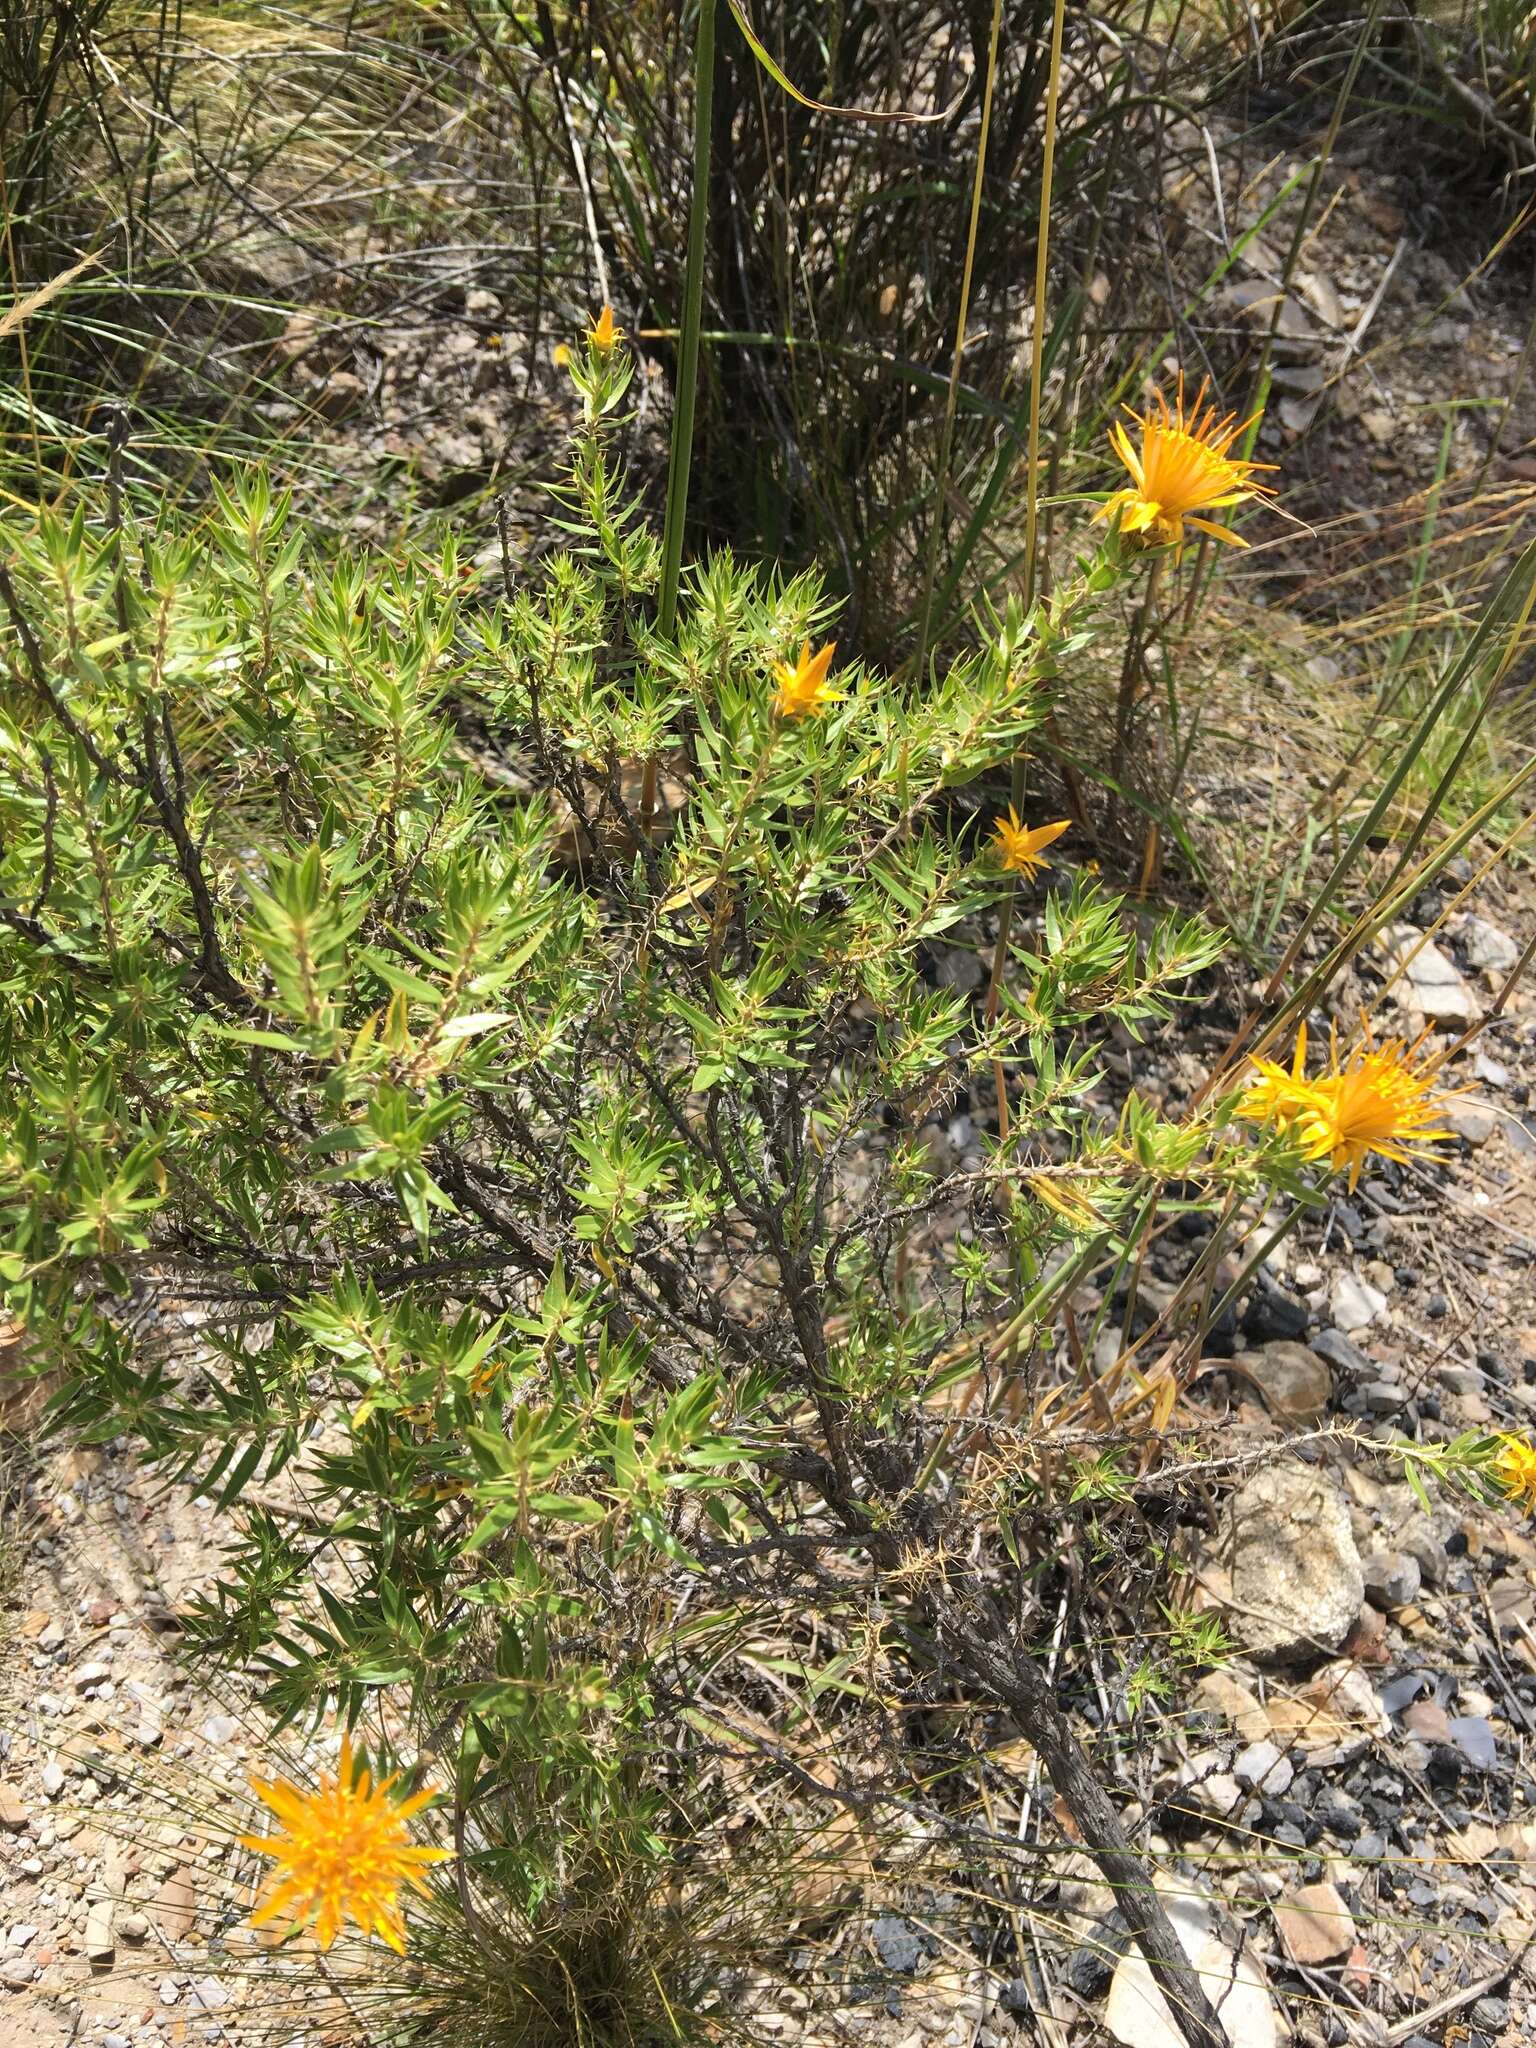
[1223, 1463, 1364, 1663]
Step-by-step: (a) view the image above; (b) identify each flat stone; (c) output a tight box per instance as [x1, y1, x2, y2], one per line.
[1362, 1379, 1408, 1415]
[1244, 1342, 1332, 1423]
[200, 1714, 242, 1747]
[0, 1786, 28, 1832]
[871, 1916, 923, 1973]
[1173, 1753, 1243, 1820]
[1461, 915, 1519, 974]
[1449, 1715, 1497, 1771]
[149, 1867, 197, 1941]
[1193, 1671, 1272, 1742]
[84, 1896, 114, 1967]
[1332, 1272, 1387, 1332]
[39, 1763, 64, 1799]
[1312, 1327, 1371, 1375]
[72, 1662, 110, 1692]
[1381, 925, 1480, 1025]
[1272, 1881, 1356, 1966]
[191, 1975, 230, 2010]
[1106, 1892, 1276, 2048]
[1234, 1739, 1294, 1794]
[1403, 1699, 1452, 1743]
[1363, 1550, 1421, 1610]
[1306, 1658, 1392, 1734]
[1445, 1101, 1498, 1147]
[118, 1911, 149, 1945]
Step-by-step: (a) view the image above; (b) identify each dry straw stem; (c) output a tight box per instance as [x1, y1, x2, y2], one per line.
[0, 253, 98, 341]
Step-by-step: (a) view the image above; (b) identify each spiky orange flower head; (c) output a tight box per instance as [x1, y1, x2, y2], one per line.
[772, 639, 840, 720]
[588, 304, 623, 353]
[240, 1737, 449, 1953]
[1495, 1435, 1536, 1514]
[1295, 1033, 1453, 1192]
[1099, 378, 1277, 553]
[1236, 1021, 1314, 1133]
[1238, 1022, 1453, 1192]
[991, 809, 1070, 880]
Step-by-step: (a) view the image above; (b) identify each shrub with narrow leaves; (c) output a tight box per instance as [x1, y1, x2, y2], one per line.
[1, 329, 1373, 2010]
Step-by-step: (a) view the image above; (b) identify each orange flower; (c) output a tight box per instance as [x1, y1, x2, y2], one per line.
[588, 304, 623, 353]
[240, 1738, 449, 1953]
[991, 808, 1069, 880]
[1099, 378, 1276, 553]
[1296, 1036, 1454, 1192]
[772, 639, 840, 720]
[1238, 1023, 1454, 1192]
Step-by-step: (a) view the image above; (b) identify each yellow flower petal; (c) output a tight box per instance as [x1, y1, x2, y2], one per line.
[1237, 1021, 1454, 1189]
[773, 639, 840, 720]
[1098, 377, 1276, 555]
[991, 809, 1070, 880]
[588, 304, 623, 352]
[1495, 1435, 1536, 1513]
[239, 1742, 448, 1955]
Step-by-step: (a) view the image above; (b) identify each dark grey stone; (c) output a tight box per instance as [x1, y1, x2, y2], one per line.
[871, 1917, 923, 1973]
[1242, 1279, 1309, 1342]
[1312, 1327, 1371, 1375]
